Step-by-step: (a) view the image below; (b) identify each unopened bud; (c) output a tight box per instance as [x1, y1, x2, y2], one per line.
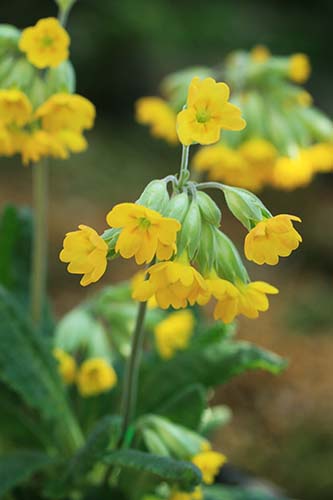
[137, 179, 170, 215]
[177, 199, 202, 260]
[197, 190, 221, 227]
[223, 185, 271, 230]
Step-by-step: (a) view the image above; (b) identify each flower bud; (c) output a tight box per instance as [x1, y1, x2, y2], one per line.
[196, 222, 216, 275]
[1, 57, 35, 91]
[166, 192, 190, 223]
[0, 55, 16, 84]
[223, 185, 271, 230]
[177, 199, 202, 260]
[214, 229, 249, 283]
[196, 190, 221, 227]
[137, 179, 170, 215]
[45, 60, 76, 96]
[142, 428, 170, 457]
[0, 24, 20, 57]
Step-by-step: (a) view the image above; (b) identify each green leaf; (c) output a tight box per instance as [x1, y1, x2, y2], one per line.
[156, 383, 206, 430]
[0, 450, 54, 497]
[46, 416, 122, 497]
[0, 287, 71, 423]
[103, 449, 201, 492]
[138, 327, 287, 413]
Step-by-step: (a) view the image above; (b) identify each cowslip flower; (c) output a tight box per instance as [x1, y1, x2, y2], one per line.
[236, 281, 279, 319]
[176, 77, 246, 146]
[0, 125, 16, 156]
[169, 487, 203, 500]
[272, 153, 313, 190]
[307, 143, 333, 173]
[154, 310, 195, 359]
[53, 348, 77, 384]
[198, 277, 240, 324]
[250, 45, 271, 63]
[35, 93, 96, 133]
[106, 203, 181, 265]
[76, 358, 117, 397]
[59, 224, 108, 286]
[19, 17, 70, 69]
[191, 450, 226, 485]
[288, 53, 311, 84]
[0, 89, 32, 126]
[136, 97, 178, 144]
[132, 259, 208, 309]
[245, 214, 302, 265]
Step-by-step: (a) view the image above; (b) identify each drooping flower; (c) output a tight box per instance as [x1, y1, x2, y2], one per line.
[136, 97, 178, 144]
[250, 45, 271, 63]
[154, 310, 195, 359]
[236, 281, 279, 319]
[0, 89, 32, 126]
[191, 450, 227, 485]
[169, 487, 203, 500]
[288, 53, 311, 84]
[19, 17, 70, 69]
[198, 277, 240, 324]
[244, 214, 302, 265]
[53, 348, 77, 384]
[272, 153, 313, 190]
[59, 224, 108, 286]
[106, 203, 181, 265]
[76, 358, 117, 397]
[0, 125, 16, 156]
[132, 258, 208, 309]
[176, 77, 246, 146]
[35, 93, 95, 133]
[307, 143, 333, 173]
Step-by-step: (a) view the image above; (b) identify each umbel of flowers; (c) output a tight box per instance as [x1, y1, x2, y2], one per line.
[135, 47, 333, 192]
[0, 16, 95, 165]
[61, 76, 302, 325]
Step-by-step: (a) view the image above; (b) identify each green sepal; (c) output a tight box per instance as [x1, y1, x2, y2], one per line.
[166, 192, 190, 223]
[196, 222, 216, 276]
[137, 180, 170, 215]
[45, 60, 76, 96]
[177, 199, 202, 260]
[222, 185, 271, 230]
[0, 57, 35, 91]
[196, 190, 221, 227]
[214, 229, 249, 283]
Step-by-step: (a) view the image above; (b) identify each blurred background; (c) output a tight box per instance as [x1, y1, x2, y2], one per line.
[1, 1, 333, 498]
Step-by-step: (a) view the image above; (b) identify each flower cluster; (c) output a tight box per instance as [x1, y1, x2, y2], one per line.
[135, 48, 333, 191]
[54, 348, 117, 397]
[61, 76, 302, 326]
[0, 17, 95, 165]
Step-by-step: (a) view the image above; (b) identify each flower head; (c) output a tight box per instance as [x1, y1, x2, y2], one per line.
[59, 224, 108, 286]
[19, 17, 70, 68]
[77, 358, 117, 397]
[191, 450, 226, 485]
[250, 45, 271, 63]
[236, 281, 279, 319]
[0, 89, 32, 126]
[107, 203, 181, 265]
[245, 214, 302, 265]
[289, 53, 311, 84]
[35, 93, 95, 133]
[154, 310, 195, 359]
[199, 277, 240, 324]
[272, 153, 313, 190]
[177, 77, 246, 146]
[132, 259, 208, 309]
[53, 348, 77, 384]
[307, 143, 333, 173]
[136, 97, 178, 144]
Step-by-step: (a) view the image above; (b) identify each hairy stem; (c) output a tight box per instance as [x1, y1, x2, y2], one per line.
[30, 161, 48, 326]
[177, 145, 190, 189]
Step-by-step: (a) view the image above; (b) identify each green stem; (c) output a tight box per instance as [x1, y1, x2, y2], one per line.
[119, 300, 148, 445]
[30, 161, 48, 326]
[177, 145, 190, 189]
[58, 0, 77, 26]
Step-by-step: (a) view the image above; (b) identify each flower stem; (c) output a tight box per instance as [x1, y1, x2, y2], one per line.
[177, 145, 190, 189]
[58, 0, 77, 26]
[119, 300, 148, 445]
[30, 160, 48, 327]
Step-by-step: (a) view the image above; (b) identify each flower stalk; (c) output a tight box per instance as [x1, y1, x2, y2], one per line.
[30, 160, 48, 326]
[177, 144, 190, 189]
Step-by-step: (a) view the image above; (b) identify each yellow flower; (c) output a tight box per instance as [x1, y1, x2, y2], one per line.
[250, 45, 271, 63]
[136, 97, 178, 144]
[19, 130, 68, 165]
[176, 77, 246, 146]
[55, 129, 88, 153]
[307, 143, 333, 173]
[106, 203, 181, 265]
[239, 138, 277, 165]
[198, 277, 240, 324]
[53, 348, 77, 384]
[236, 281, 279, 319]
[245, 214, 302, 266]
[60, 224, 108, 286]
[132, 259, 208, 309]
[192, 450, 227, 485]
[272, 153, 313, 190]
[0, 125, 15, 156]
[131, 271, 158, 309]
[154, 310, 195, 359]
[296, 90, 313, 107]
[35, 93, 95, 133]
[77, 358, 117, 397]
[19, 17, 70, 69]
[289, 53, 311, 84]
[0, 89, 32, 126]
[169, 487, 203, 500]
